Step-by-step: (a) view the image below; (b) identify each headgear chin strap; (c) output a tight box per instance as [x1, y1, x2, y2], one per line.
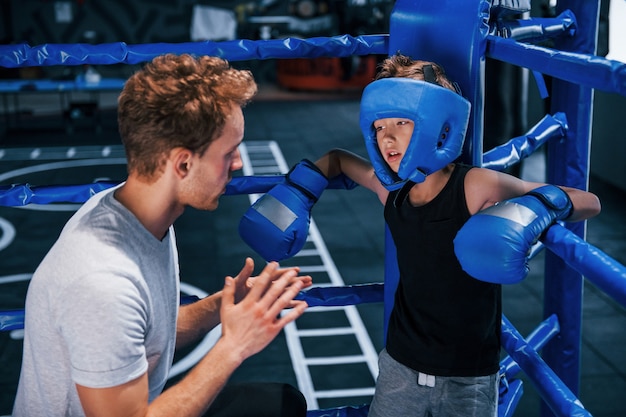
[360, 77, 471, 191]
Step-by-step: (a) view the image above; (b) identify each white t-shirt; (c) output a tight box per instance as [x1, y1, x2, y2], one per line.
[13, 186, 179, 416]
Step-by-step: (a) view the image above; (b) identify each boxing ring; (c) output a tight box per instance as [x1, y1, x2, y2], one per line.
[1, 0, 626, 416]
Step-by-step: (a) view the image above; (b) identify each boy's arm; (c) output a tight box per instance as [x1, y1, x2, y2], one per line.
[456, 168, 602, 284]
[555, 185, 602, 222]
[465, 167, 601, 221]
[315, 148, 388, 204]
[238, 149, 386, 262]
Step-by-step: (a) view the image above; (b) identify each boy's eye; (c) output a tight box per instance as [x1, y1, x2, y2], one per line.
[374, 125, 384, 132]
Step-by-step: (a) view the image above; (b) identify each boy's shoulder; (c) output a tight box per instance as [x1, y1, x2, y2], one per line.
[451, 162, 477, 180]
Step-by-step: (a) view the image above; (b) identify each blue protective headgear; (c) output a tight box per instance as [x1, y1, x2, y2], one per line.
[360, 77, 471, 190]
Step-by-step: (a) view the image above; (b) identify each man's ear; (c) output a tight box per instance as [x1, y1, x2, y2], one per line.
[171, 147, 193, 178]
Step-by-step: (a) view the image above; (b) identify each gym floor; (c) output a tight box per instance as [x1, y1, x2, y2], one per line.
[0, 86, 624, 416]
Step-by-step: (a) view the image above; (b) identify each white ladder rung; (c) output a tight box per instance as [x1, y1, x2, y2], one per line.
[305, 305, 355, 313]
[296, 265, 328, 273]
[249, 166, 282, 174]
[305, 355, 369, 366]
[297, 327, 356, 336]
[314, 388, 376, 398]
[294, 249, 320, 257]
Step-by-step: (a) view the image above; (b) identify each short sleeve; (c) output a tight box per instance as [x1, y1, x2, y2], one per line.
[57, 272, 149, 388]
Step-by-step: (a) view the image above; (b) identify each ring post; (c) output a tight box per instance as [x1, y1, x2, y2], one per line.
[542, 0, 600, 415]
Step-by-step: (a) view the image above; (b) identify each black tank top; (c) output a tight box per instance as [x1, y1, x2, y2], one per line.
[384, 164, 501, 377]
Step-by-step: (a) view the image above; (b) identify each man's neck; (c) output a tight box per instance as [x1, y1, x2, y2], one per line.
[114, 175, 183, 240]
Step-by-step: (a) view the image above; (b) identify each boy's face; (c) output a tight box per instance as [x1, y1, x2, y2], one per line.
[374, 117, 414, 173]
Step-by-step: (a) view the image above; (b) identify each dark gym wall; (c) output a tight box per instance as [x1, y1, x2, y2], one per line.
[7, 0, 193, 46]
[590, 92, 626, 193]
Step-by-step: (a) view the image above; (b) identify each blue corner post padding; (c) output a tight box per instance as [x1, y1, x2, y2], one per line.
[388, 0, 491, 166]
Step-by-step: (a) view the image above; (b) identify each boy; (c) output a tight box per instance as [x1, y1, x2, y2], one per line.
[311, 54, 601, 416]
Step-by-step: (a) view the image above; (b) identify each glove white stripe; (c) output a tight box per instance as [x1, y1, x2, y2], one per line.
[251, 194, 298, 232]
[479, 202, 539, 227]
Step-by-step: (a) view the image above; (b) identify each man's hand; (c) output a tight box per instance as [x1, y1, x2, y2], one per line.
[233, 257, 313, 305]
[220, 260, 309, 362]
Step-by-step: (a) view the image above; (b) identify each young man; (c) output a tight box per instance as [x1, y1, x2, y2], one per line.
[312, 54, 602, 416]
[13, 54, 311, 417]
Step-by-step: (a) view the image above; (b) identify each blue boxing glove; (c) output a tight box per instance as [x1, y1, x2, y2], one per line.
[454, 185, 573, 284]
[239, 159, 329, 262]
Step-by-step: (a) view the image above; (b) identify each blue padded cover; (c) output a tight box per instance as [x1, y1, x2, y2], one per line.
[360, 78, 471, 190]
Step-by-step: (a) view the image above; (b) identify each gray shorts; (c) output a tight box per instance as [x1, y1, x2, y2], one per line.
[368, 349, 499, 417]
